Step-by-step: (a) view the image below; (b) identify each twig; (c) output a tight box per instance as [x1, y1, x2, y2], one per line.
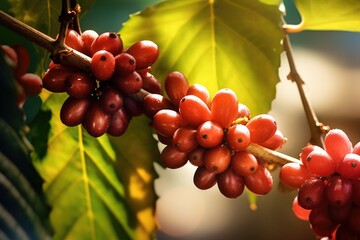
[247, 143, 302, 166]
[282, 34, 330, 147]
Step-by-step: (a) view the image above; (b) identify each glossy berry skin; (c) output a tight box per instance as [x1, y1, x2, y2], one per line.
[81, 30, 99, 56]
[42, 66, 74, 92]
[337, 153, 360, 179]
[193, 166, 217, 190]
[279, 162, 312, 188]
[164, 71, 189, 107]
[259, 129, 285, 150]
[179, 95, 211, 127]
[246, 114, 277, 143]
[98, 87, 123, 114]
[161, 145, 188, 169]
[226, 124, 251, 151]
[211, 88, 238, 128]
[12, 45, 31, 77]
[60, 97, 92, 127]
[90, 32, 123, 56]
[126, 40, 159, 69]
[204, 144, 231, 174]
[141, 72, 162, 94]
[188, 147, 206, 167]
[231, 150, 258, 176]
[217, 168, 245, 198]
[297, 178, 326, 210]
[18, 73, 42, 96]
[143, 93, 174, 118]
[65, 72, 95, 98]
[306, 148, 336, 176]
[326, 175, 353, 207]
[324, 128, 352, 166]
[196, 121, 224, 148]
[65, 29, 85, 53]
[107, 107, 129, 136]
[244, 165, 273, 195]
[172, 127, 198, 153]
[91, 50, 115, 81]
[83, 102, 111, 137]
[114, 71, 143, 95]
[292, 196, 311, 221]
[152, 109, 185, 137]
[114, 53, 136, 76]
[186, 84, 210, 107]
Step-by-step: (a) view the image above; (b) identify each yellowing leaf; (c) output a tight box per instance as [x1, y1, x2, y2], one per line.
[120, 0, 284, 115]
[293, 0, 360, 32]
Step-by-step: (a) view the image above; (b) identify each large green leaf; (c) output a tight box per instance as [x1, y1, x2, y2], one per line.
[294, 0, 360, 31]
[120, 0, 284, 115]
[32, 92, 159, 240]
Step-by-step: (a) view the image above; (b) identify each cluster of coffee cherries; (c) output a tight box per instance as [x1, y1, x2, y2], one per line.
[1, 45, 43, 107]
[280, 129, 360, 239]
[42, 29, 161, 137]
[145, 71, 285, 198]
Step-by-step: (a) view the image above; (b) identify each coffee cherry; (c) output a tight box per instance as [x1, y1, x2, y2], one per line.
[297, 178, 326, 210]
[217, 168, 245, 198]
[244, 165, 273, 195]
[226, 124, 251, 151]
[196, 121, 224, 148]
[246, 114, 277, 143]
[91, 50, 115, 81]
[91, 32, 123, 56]
[143, 93, 174, 118]
[107, 107, 129, 136]
[42, 66, 74, 92]
[186, 84, 210, 107]
[152, 109, 185, 137]
[81, 30, 99, 56]
[179, 95, 211, 127]
[65, 72, 95, 98]
[126, 40, 159, 69]
[211, 88, 238, 128]
[98, 86, 124, 114]
[114, 53, 136, 76]
[161, 145, 188, 169]
[231, 150, 258, 176]
[193, 166, 217, 190]
[188, 147, 206, 167]
[60, 97, 92, 127]
[141, 72, 162, 94]
[18, 73, 42, 96]
[165, 71, 189, 107]
[113, 71, 143, 94]
[172, 127, 198, 153]
[204, 144, 231, 174]
[65, 29, 85, 53]
[83, 102, 111, 137]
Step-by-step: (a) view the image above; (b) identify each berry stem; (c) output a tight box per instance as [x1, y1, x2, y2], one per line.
[282, 33, 330, 147]
[247, 143, 302, 166]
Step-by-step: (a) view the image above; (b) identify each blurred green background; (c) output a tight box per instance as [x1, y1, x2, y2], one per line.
[1, 0, 360, 239]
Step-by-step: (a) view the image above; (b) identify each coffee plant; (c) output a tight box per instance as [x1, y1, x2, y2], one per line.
[0, 0, 360, 239]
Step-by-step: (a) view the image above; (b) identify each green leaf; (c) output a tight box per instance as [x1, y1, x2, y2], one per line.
[33, 93, 159, 240]
[120, 0, 284, 115]
[109, 115, 160, 240]
[294, 0, 360, 32]
[7, 0, 95, 38]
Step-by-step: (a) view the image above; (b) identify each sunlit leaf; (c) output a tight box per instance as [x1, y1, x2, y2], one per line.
[293, 0, 360, 32]
[120, 0, 284, 115]
[110, 116, 160, 240]
[33, 92, 159, 240]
